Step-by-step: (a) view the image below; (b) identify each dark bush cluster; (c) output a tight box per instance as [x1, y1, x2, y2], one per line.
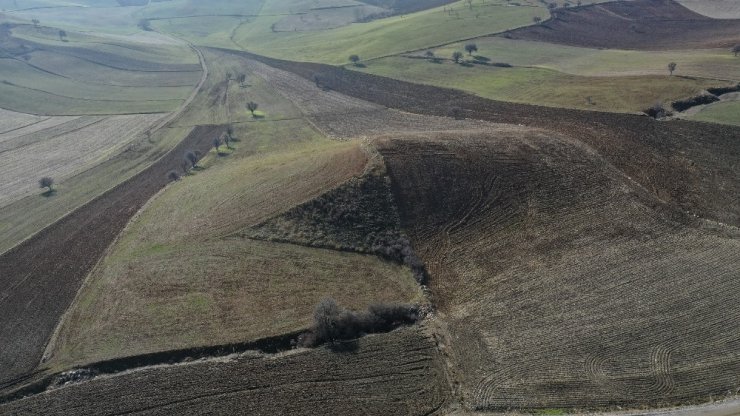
[706, 84, 740, 96]
[644, 102, 671, 119]
[671, 94, 719, 112]
[299, 298, 420, 347]
[370, 233, 427, 284]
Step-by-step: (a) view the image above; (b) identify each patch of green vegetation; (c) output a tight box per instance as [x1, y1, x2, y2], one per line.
[688, 100, 740, 126]
[181, 0, 549, 64]
[430, 37, 740, 81]
[354, 56, 731, 112]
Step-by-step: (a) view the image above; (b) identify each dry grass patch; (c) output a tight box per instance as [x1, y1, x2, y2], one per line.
[48, 138, 423, 369]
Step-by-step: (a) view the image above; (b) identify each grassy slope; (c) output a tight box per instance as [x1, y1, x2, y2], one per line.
[354, 57, 728, 112]
[47, 49, 422, 369]
[689, 100, 740, 126]
[179, 0, 548, 64]
[49, 138, 422, 369]
[429, 37, 740, 81]
[676, 0, 740, 19]
[0, 126, 191, 254]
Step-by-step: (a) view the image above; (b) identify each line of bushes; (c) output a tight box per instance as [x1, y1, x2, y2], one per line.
[299, 298, 420, 347]
[671, 93, 719, 112]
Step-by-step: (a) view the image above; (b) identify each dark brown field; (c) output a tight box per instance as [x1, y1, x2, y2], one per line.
[0, 327, 448, 416]
[0, 125, 221, 389]
[504, 0, 740, 50]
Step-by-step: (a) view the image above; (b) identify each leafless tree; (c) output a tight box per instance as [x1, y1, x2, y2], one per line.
[39, 177, 54, 192]
[668, 62, 677, 75]
[246, 101, 258, 116]
[452, 51, 463, 63]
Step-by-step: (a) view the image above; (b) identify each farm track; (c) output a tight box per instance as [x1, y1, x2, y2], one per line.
[0, 123, 223, 389]
[505, 0, 740, 50]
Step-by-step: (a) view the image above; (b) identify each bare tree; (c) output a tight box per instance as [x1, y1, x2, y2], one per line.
[668, 62, 677, 76]
[425, 50, 435, 59]
[349, 54, 360, 66]
[184, 150, 198, 170]
[237, 73, 247, 86]
[31, 19, 40, 28]
[246, 101, 258, 116]
[222, 131, 231, 149]
[58, 30, 67, 42]
[452, 51, 464, 63]
[533, 16, 542, 24]
[39, 177, 54, 192]
[212, 137, 221, 153]
[733, 45, 740, 57]
[464, 43, 478, 56]
[313, 298, 342, 344]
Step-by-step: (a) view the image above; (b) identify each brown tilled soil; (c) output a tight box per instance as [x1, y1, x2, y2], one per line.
[376, 132, 740, 409]
[503, 0, 740, 50]
[0, 327, 448, 416]
[0, 125, 222, 389]
[228, 49, 740, 228]
[222, 50, 740, 410]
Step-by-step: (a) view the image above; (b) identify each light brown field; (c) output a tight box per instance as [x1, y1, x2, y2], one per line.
[0, 113, 166, 207]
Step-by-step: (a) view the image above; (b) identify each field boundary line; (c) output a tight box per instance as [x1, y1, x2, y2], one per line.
[0, 40, 206, 257]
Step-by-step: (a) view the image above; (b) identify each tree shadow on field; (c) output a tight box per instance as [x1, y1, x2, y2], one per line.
[473, 55, 490, 63]
[41, 189, 56, 197]
[328, 339, 359, 353]
[459, 62, 474, 67]
[217, 151, 230, 157]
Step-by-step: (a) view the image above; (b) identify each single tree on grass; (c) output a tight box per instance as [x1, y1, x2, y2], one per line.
[313, 298, 342, 344]
[184, 150, 198, 170]
[167, 170, 180, 182]
[31, 19, 40, 28]
[237, 73, 247, 86]
[212, 136, 221, 153]
[39, 176, 54, 193]
[668, 62, 677, 76]
[349, 54, 361, 66]
[425, 50, 435, 59]
[222, 131, 231, 148]
[452, 51, 464, 63]
[533, 16, 542, 24]
[733, 45, 740, 57]
[246, 101, 258, 116]
[464, 43, 478, 56]
[58, 30, 67, 42]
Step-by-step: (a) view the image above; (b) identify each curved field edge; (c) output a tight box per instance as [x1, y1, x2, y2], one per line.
[46, 139, 423, 370]
[0, 42, 206, 255]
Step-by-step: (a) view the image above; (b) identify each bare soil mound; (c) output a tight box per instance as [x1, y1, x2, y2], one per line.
[0, 125, 222, 389]
[376, 132, 740, 409]
[0, 327, 448, 415]
[504, 0, 740, 50]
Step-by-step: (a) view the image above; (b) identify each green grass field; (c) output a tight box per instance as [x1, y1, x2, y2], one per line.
[426, 37, 740, 81]
[688, 100, 740, 126]
[354, 56, 730, 112]
[160, 0, 547, 64]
